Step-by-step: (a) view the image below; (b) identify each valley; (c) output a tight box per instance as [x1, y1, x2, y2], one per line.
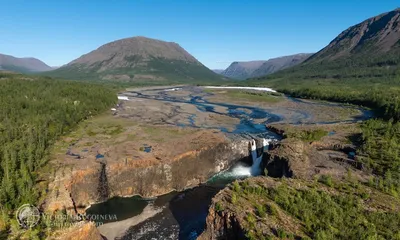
[42, 86, 376, 239]
[1, 4, 400, 240]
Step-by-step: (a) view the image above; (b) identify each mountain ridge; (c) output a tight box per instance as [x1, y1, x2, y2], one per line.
[0, 53, 52, 73]
[246, 8, 400, 121]
[220, 60, 266, 80]
[305, 8, 400, 63]
[251, 53, 313, 78]
[219, 53, 312, 80]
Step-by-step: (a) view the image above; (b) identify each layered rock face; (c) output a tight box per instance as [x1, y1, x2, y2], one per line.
[45, 139, 248, 214]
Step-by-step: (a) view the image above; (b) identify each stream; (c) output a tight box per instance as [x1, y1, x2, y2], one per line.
[86, 86, 373, 240]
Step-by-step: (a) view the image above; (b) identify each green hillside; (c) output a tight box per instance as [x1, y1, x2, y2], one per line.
[46, 36, 228, 84]
[247, 9, 400, 121]
[48, 57, 226, 84]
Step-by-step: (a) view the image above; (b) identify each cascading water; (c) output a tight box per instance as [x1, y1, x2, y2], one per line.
[207, 138, 272, 185]
[250, 138, 270, 176]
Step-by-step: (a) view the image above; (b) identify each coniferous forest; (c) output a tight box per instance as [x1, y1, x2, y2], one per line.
[0, 73, 116, 232]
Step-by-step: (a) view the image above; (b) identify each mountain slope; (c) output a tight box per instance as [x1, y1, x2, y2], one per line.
[221, 61, 266, 80]
[250, 53, 312, 78]
[212, 69, 225, 74]
[47, 36, 226, 83]
[247, 8, 400, 121]
[249, 8, 400, 86]
[220, 54, 312, 80]
[307, 8, 400, 62]
[0, 54, 52, 73]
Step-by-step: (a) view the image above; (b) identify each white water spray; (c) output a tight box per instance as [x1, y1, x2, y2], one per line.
[210, 138, 271, 181]
[228, 138, 271, 177]
[250, 138, 270, 176]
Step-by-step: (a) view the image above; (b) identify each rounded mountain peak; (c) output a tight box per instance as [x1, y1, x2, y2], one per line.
[69, 36, 198, 66]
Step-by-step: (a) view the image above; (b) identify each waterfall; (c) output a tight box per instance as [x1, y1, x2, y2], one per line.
[209, 138, 271, 181]
[250, 138, 270, 176]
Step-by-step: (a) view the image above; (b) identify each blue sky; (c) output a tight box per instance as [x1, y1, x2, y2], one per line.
[0, 0, 398, 69]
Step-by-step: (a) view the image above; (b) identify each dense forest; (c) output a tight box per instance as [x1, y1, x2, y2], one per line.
[225, 178, 400, 239]
[0, 73, 116, 236]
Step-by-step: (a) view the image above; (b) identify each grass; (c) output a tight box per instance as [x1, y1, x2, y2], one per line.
[284, 128, 328, 142]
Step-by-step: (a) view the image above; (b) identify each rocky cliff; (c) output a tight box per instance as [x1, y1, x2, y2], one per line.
[44, 139, 249, 214]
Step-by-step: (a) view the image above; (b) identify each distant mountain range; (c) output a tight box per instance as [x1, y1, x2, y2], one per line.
[251, 54, 313, 78]
[47, 36, 226, 83]
[0, 54, 52, 73]
[212, 69, 225, 74]
[219, 54, 312, 80]
[249, 8, 400, 85]
[220, 61, 266, 80]
[6, 8, 398, 84]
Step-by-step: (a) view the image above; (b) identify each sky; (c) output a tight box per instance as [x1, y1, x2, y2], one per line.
[0, 0, 399, 69]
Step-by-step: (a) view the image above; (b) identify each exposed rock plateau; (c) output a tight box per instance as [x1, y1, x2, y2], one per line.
[43, 128, 248, 215]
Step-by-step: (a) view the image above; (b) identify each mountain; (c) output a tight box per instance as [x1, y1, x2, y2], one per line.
[0, 54, 52, 73]
[306, 8, 400, 62]
[220, 54, 312, 80]
[221, 61, 266, 80]
[47, 36, 226, 83]
[247, 8, 400, 121]
[212, 69, 225, 74]
[250, 8, 400, 86]
[250, 53, 313, 78]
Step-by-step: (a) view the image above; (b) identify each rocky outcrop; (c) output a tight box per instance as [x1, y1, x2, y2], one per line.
[199, 177, 306, 240]
[262, 139, 307, 178]
[262, 138, 368, 180]
[199, 206, 246, 240]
